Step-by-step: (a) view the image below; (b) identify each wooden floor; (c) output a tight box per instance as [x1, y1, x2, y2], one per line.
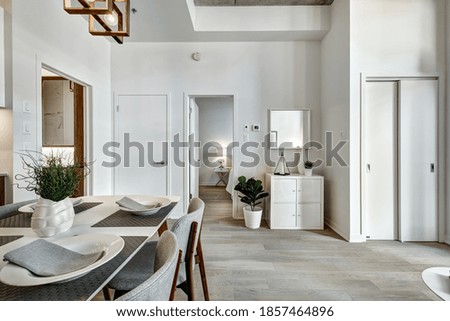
[176, 186, 450, 301]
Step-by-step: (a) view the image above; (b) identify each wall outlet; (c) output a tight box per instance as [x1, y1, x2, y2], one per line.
[252, 124, 260, 132]
[23, 121, 31, 134]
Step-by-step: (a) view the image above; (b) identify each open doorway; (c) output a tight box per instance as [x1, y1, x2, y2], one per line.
[41, 67, 86, 197]
[188, 95, 235, 217]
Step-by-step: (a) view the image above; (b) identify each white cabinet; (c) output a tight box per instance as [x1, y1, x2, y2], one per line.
[265, 173, 324, 230]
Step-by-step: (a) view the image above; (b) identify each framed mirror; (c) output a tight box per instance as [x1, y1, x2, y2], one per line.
[269, 109, 311, 149]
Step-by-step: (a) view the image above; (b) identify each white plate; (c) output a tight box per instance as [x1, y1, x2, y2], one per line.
[18, 198, 84, 214]
[0, 233, 124, 286]
[118, 197, 171, 216]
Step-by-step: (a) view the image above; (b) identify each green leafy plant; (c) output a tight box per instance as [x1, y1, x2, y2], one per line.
[15, 151, 91, 202]
[304, 160, 314, 169]
[234, 176, 269, 211]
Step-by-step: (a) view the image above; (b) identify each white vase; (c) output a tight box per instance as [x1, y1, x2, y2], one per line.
[243, 206, 262, 229]
[31, 197, 75, 238]
[304, 168, 313, 176]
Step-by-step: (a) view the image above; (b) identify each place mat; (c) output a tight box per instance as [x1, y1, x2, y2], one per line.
[0, 202, 103, 228]
[0, 236, 23, 247]
[74, 202, 102, 214]
[0, 236, 147, 301]
[92, 202, 177, 228]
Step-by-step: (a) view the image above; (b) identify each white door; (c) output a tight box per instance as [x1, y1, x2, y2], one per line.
[399, 80, 438, 242]
[363, 81, 398, 240]
[189, 99, 200, 198]
[116, 95, 169, 196]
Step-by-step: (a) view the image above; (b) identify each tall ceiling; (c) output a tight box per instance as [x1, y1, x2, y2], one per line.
[194, 0, 334, 5]
[121, 0, 332, 43]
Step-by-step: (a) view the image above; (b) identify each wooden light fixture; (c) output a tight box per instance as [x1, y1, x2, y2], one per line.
[63, 0, 130, 44]
[89, 0, 130, 44]
[64, 0, 113, 15]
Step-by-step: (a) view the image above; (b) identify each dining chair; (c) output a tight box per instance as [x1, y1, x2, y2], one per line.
[115, 230, 181, 301]
[0, 200, 34, 219]
[104, 197, 209, 301]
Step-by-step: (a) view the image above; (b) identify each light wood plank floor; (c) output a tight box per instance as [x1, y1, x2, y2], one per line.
[175, 186, 450, 301]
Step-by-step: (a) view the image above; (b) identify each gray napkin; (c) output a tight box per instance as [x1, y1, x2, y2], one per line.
[3, 239, 104, 277]
[115, 197, 156, 211]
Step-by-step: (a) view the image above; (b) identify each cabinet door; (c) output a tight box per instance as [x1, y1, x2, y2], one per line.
[298, 204, 322, 229]
[297, 179, 321, 203]
[272, 204, 297, 228]
[272, 178, 297, 203]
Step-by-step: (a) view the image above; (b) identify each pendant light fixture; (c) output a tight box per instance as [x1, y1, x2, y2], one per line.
[64, 0, 113, 15]
[63, 0, 130, 44]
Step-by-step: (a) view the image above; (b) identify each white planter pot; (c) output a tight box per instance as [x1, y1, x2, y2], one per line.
[31, 197, 75, 238]
[243, 206, 262, 229]
[304, 168, 313, 176]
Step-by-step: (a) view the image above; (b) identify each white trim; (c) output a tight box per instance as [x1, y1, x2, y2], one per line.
[183, 92, 238, 217]
[360, 74, 443, 242]
[37, 58, 94, 196]
[324, 217, 348, 241]
[113, 93, 172, 196]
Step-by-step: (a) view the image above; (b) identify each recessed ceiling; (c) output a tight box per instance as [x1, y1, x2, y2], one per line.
[123, 0, 332, 43]
[194, 0, 334, 6]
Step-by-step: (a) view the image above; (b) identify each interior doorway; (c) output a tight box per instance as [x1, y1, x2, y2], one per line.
[187, 95, 235, 216]
[41, 67, 86, 197]
[362, 78, 438, 241]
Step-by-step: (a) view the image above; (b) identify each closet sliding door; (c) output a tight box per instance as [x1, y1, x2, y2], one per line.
[399, 80, 438, 242]
[363, 81, 398, 240]
[363, 78, 438, 242]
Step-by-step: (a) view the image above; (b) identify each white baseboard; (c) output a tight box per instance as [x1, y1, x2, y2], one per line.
[325, 217, 350, 242]
[444, 234, 450, 245]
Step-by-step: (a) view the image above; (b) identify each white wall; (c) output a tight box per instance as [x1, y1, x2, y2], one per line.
[320, 0, 351, 240]
[349, 0, 446, 242]
[112, 41, 322, 216]
[446, 1, 450, 245]
[10, 0, 112, 201]
[196, 97, 233, 186]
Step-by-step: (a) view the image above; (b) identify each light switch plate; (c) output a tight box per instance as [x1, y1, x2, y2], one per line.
[23, 101, 31, 114]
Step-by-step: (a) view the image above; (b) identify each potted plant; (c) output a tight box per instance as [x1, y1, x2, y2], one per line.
[234, 176, 269, 229]
[304, 160, 314, 176]
[15, 151, 91, 237]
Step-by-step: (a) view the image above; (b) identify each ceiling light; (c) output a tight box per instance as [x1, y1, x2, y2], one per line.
[89, 0, 130, 44]
[64, 0, 113, 15]
[104, 11, 119, 27]
[63, 0, 130, 44]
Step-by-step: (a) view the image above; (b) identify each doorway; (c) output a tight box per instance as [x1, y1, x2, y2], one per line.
[187, 95, 235, 216]
[41, 68, 86, 197]
[362, 78, 438, 241]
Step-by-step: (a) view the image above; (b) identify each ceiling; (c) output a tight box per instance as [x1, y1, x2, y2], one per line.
[120, 0, 332, 43]
[194, 0, 334, 5]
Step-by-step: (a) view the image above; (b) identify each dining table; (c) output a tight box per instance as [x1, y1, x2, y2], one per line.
[0, 195, 179, 301]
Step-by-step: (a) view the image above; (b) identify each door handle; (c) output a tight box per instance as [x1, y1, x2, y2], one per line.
[154, 161, 165, 165]
[430, 163, 435, 173]
[366, 164, 371, 173]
